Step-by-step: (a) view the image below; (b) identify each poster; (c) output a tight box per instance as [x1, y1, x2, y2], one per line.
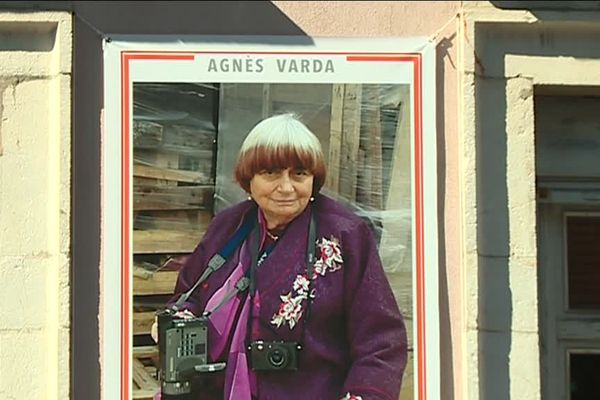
[103, 36, 438, 400]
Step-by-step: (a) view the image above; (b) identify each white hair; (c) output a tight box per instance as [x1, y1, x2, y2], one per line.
[240, 113, 323, 155]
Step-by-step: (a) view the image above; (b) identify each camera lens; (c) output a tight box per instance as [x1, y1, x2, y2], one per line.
[267, 346, 288, 369]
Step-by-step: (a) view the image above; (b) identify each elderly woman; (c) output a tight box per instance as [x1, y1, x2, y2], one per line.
[163, 114, 407, 400]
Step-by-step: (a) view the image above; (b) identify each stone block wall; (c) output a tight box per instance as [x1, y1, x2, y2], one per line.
[0, 11, 71, 400]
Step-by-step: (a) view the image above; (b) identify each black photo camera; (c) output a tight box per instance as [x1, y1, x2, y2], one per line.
[157, 310, 225, 399]
[248, 340, 300, 371]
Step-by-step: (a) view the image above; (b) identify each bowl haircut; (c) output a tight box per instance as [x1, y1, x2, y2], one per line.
[234, 114, 327, 194]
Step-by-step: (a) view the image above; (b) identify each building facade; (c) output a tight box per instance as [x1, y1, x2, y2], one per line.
[0, 1, 599, 399]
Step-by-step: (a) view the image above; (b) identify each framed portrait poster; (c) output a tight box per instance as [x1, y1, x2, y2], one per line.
[103, 36, 439, 400]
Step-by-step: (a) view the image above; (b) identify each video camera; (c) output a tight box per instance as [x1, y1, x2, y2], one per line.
[157, 309, 225, 399]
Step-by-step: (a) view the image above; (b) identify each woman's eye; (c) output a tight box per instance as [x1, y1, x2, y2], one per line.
[294, 169, 309, 176]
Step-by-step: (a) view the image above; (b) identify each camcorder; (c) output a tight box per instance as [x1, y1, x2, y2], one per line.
[157, 310, 301, 399]
[157, 309, 225, 399]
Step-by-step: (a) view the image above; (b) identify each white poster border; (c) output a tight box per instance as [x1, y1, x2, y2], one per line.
[103, 35, 439, 400]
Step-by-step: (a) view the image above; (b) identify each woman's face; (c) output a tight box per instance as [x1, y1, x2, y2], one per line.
[250, 167, 314, 228]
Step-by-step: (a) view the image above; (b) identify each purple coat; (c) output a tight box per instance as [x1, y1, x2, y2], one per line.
[170, 194, 407, 400]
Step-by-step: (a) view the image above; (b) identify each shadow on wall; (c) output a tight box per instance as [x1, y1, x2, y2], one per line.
[0, 1, 309, 36]
[475, 67, 513, 400]
[436, 30, 456, 400]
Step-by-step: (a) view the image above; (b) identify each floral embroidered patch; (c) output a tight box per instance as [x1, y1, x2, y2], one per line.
[313, 236, 343, 276]
[271, 288, 307, 330]
[271, 236, 343, 329]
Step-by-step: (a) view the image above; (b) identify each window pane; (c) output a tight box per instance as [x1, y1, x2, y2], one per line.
[570, 353, 600, 400]
[567, 216, 600, 310]
[536, 95, 600, 179]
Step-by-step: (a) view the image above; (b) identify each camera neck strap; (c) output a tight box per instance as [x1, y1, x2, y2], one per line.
[170, 209, 257, 312]
[203, 219, 279, 318]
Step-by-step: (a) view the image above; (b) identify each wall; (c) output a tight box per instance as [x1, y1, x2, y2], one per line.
[0, 11, 71, 400]
[460, 2, 600, 400]
[0, 1, 462, 399]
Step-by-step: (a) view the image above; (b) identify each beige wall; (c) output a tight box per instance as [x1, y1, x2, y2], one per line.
[0, 2, 464, 399]
[460, 2, 600, 400]
[1, 2, 598, 399]
[0, 11, 71, 400]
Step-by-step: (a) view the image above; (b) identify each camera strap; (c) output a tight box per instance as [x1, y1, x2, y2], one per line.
[170, 209, 258, 312]
[300, 206, 317, 347]
[202, 276, 251, 317]
[203, 220, 278, 317]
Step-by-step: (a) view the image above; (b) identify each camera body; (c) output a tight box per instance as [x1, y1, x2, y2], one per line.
[249, 340, 300, 371]
[157, 310, 225, 398]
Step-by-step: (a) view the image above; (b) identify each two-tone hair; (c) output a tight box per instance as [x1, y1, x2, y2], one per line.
[234, 113, 326, 194]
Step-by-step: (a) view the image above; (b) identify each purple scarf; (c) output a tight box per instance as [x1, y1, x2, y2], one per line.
[204, 210, 272, 399]
[204, 242, 257, 400]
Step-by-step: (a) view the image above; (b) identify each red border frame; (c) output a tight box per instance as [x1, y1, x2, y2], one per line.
[120, 51, 425, 400]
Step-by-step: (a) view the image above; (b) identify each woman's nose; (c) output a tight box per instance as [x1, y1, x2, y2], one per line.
[277, 170, 294, 192]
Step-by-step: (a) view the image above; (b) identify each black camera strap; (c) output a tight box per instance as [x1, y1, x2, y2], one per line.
[300, 207, 317, 347]
[170, 209, 257, 312]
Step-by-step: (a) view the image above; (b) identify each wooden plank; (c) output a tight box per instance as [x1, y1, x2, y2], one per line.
[134, 185, 214, 211]
[133, 345, 159, 359]
[356, 148, 368, 205]
[164, 124, 216, 149]
[132, 357, 159, 394]
[369, 135, 384, 210]
[144, 366, 157, 376]
[326, 84, 344, 192]
[134, 162, 211, 184]
[133, 120, 163, 147]
[134, 144, 214, 159]
[339, 84, 362, 201]
[133, 228, 206, 254]
[134, 270, 179, 295]
[134, 209, 212, 231]
[364, 85, 384, 210]
[133, 263, 156, 279]
[132, 345, 160, 399]
[133, 311, 156, 336]
[155, 153, 179, 187]
[134, 148, 179, 188]
[132, 388, 157, 400]
[133, 177, 165, 188]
